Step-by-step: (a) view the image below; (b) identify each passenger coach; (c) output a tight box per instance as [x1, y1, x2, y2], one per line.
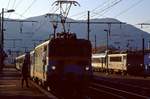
[92, 52, 145, 75]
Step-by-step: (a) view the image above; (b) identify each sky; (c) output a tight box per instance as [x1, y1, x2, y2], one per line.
[0, 0, 150, 32]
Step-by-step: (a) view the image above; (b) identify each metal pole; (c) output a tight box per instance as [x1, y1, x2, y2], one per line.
[1, 8, 4, 49]
[94, 34, 97, 53]
[104, 29, 109, 74]
[142, 38, 145, 54]
[142, 38, 145, 66]
[106, 30, 108, 74]
[87, 11, 90, 40]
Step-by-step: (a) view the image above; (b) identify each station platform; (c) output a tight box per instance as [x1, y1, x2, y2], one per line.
[0, 65, 57, 99]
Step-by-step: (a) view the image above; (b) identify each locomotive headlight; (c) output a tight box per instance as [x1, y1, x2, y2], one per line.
[52, 66, 56, 70]
[85, 66, 90, 71]
[145, 65, 147, 67]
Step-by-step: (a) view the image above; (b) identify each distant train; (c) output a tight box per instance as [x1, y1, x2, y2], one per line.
[16, 32, 92, 97]
[92, 53, 145, 75]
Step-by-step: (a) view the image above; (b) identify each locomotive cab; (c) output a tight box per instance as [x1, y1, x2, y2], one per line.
[36, 32, 93, 96]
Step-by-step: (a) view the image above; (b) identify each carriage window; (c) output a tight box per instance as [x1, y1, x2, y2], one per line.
[92, 57, 106, 63]
[92, 58, 100, 63]
[109, 56, 122, 62]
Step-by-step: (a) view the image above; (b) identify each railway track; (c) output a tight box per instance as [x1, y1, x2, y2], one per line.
[90, 76, 150, 99]
[29, 74, 150, 99]
[30, 78, 150, 99]
[90, 82, 149, 99]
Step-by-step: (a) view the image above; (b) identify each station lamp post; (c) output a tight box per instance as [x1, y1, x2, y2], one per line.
[0, 8, 15, 50]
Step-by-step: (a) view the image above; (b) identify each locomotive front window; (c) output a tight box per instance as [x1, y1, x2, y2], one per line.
[49, 40, 91, 57]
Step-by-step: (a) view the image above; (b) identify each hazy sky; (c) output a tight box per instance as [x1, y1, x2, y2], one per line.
[0, 0, 150, 32]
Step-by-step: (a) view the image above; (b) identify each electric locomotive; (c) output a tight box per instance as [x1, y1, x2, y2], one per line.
[32, 32, 92, 96]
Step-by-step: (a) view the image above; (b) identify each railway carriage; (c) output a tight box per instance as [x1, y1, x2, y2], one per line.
[92, 53, 107, 72]
[92, 53, 145, 75]
[33, 40, 49, 81]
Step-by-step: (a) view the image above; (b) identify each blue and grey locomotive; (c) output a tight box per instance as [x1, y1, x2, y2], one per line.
[30, 32, 92, 96]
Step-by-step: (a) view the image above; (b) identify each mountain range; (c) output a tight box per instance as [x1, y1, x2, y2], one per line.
[4, 14, 150, 54]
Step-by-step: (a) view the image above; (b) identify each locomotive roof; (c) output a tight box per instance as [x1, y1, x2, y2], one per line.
[35, 38, 90, 49]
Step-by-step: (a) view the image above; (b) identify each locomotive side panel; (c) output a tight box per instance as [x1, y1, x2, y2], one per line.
[127, 53, 144, 75]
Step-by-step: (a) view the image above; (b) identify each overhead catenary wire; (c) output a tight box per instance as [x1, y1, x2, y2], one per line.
[13, 12, 27, 19]
[11, 0, 17, 10]
[91, 0, 110, 12]
[14, 0, 23, 9]
[6, 0, 11, 10]
[32, 0, 59, 34]
[91, 9, 109, 18]
[49, 6, 60, 15]
[91, 0, 122, 18]
[69, 10, 87, 18]
[21, 0, 37, 17]
[10, 0, 24, 19]
[5, 0, 121, 20]
[68, 0, 109, 19]
[114, 0, 145, 30]
[69, 0, 122, 20]
[5, 0, 16, 25]
[114, 0, 144, 18]
[34, 18, 48, 33]
[69, 10, 88, 20]
[44, 4, 61, 33]
[91, 0, 120, 15]
[7, 0, 17, 18]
